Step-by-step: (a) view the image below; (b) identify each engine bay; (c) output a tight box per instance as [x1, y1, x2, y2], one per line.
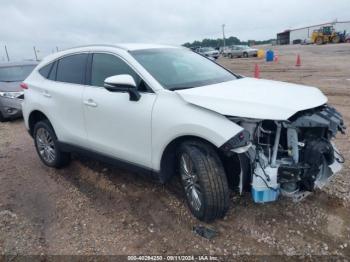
[230, 104, 346, 203]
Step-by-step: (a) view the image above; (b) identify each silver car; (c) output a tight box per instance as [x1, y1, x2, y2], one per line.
[0, 61, 38, 121]
[196, 47, 220, 59]
[225, 45, 258, 58]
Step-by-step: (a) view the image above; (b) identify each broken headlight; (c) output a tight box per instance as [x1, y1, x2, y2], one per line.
[220, 129, 251, 153]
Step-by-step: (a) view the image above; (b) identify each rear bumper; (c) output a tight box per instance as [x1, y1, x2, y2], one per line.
[0, 97, 23, 119]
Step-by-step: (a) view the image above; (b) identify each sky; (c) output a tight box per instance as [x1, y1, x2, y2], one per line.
[0, 0, 349, 60]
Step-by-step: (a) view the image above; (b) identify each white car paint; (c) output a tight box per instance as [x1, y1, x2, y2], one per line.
[22, 44, 329, 173]
[105, 74, 136, 87]
[22, 70, 88, 146]
[151, 90, 243, 170]
[176, 78, 327, 120]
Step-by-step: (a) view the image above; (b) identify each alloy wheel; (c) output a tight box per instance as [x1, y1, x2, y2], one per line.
[36, 127, 56, 164]
[180, 153, 202, 211]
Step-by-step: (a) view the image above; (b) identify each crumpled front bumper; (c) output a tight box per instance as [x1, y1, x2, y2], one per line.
[314, 143, 343, 189]
[283, 143, 343, 202]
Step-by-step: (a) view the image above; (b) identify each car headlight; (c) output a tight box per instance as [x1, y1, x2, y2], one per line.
[0, 91, 24, 99]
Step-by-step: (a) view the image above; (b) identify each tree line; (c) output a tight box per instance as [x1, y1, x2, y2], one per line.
[183, 36, 275, 48]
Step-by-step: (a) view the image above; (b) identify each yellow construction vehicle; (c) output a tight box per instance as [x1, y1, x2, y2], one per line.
[311, 26, 341, 45]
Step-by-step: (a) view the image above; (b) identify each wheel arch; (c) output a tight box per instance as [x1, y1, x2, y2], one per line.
[158, 135, 221, 183]
[28, 110, 51, 136]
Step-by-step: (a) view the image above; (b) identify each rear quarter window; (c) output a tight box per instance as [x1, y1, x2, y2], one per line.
[39, 63, 53, 78]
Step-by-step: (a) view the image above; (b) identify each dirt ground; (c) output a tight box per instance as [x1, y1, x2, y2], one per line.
[0, 43, 349, 257]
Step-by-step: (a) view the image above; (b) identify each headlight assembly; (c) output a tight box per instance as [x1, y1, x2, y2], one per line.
[0, 91, 24, 99]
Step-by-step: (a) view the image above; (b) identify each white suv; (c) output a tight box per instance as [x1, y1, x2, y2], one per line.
[22, 44, 345, 221]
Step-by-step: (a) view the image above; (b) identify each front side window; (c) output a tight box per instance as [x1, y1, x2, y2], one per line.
[90, 53, 140, 87]
[131, 48, 237, 90]
[56, 54, 87, 84]
[0, 65, 36, 82]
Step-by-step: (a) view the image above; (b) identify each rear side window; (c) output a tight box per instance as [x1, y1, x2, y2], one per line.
[39, 63, 52, 78]
[90, 53, 140, 87]
[48, 61, 57, 80]
[56, 54, 87, 84]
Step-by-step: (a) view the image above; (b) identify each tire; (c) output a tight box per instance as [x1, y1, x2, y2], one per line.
[316, 37, 323, 45]
[332, 35, 340, 44]
[243, 52, 248, 58]
[0, 112, 5, 122]
[177, 141, 229, 222]
[33, 120, 70, 168]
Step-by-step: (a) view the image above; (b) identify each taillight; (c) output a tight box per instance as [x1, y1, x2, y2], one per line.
[20, 83, 28, 89]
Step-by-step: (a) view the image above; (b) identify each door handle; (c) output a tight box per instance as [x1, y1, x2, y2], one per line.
[83, 99, 98, 107]
[42, 90, 51, 98]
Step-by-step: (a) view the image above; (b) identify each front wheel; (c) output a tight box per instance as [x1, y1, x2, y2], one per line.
[34, 120, 70, 168]
[177, 141, 230, 222]
[332, 35, 340, 43]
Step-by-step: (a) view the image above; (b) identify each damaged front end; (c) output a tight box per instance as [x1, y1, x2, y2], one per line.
[225, 104, 346, 203]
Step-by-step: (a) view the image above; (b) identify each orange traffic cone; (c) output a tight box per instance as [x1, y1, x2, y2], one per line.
[296, 54, 301, 66]
[254, 64, 260, 78]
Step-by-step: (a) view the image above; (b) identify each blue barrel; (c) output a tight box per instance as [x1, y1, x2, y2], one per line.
[266, 50, 274, 62]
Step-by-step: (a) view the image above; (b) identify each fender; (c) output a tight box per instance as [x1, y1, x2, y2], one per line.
[151, 90, 243, 171]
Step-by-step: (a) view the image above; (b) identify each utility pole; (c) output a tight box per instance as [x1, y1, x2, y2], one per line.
[222, 24, 226, 49]
[4, 45, 10, 61]
[33, 46, 38, 61]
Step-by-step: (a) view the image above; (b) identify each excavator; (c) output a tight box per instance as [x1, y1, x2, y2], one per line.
[311, 26, 346, 45]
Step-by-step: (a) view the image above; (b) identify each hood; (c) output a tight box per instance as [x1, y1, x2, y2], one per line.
[175, 77, 327, 120]
[0, 81, 21, 92]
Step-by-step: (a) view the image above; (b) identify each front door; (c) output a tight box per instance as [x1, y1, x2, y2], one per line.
[83, 53, 156, 169]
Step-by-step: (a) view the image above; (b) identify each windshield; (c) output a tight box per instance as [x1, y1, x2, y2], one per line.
[0, 65, 36, 82]
[131, 48, 236, 90]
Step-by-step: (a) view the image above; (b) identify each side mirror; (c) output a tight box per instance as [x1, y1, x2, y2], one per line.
[104, 74, 141, 101]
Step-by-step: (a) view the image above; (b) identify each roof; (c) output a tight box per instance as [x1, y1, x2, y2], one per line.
[278, 20, 350, 34]
[0, 60, 39, 67]
[38, 43, 182, 65]
[63, 43, 179, 52]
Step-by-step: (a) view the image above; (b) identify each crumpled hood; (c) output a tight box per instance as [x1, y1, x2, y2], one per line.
[0, 81, 21, 92]
[176, 77, 327, 120]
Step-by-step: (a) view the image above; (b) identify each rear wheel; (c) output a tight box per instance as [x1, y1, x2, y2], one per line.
[177, 141, 230, 222]
[316, 36, 323, 45]
[34, 120, 70, 168]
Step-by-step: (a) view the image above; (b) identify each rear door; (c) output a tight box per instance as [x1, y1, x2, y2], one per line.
[231, 46, 240, 57]
[83, 53, 156, 168]
[39, 53, 89, 146]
